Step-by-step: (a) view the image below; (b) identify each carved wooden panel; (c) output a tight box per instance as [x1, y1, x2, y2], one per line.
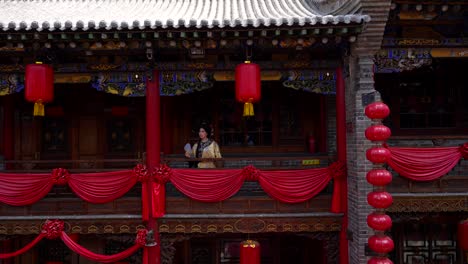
[106, 118, 134, 153]
[392, 221, 461, 264]
[78, 117, 98, 156]
[42, 118, 68, 153]
[389, 196, 467, 213]
[158, 216, 341, 234]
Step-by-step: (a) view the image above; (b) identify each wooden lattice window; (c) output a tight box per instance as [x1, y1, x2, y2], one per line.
[396, 223, 459, 264]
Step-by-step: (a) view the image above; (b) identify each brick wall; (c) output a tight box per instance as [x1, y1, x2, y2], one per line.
[345, 0, 392, 260]
[345, 55, 379, 264]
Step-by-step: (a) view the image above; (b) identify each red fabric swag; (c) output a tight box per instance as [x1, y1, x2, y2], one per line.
[61, 232, 144, 263]
[0, 173, 53, 206]
[68, 170, 137, 203]
[0, 220, 147, 263]
[170, 169, 245, 202]
[0, 169, 138, 206]
[163, 163, 339, 205]
[258, 168, 331, 203]
[386, 144, 464, 181]
[0, 234, 45, 259]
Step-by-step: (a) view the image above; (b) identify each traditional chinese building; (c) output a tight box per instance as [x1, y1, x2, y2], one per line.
[0, 0, 467, 264]
[374, 1, 468, 263]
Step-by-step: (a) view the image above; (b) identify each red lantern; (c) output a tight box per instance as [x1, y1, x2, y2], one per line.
[368, 257, 394, 264]
[366, 169, 393, 186]
[240, 240, 260, 264]
[367, 191, 393, 209]
[365, 102, 390, 120]
[367, 213, 392, 231]
[366, 147, 391, 164]
[458, 220, 468, 251]
[368, 235, 394, 254]
[235, 62, 261, 117]
[25, 63, 54, 116]
[365, 125, 391, 141]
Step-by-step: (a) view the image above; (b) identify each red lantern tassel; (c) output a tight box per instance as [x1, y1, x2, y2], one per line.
[240, 240, 260, 264]
[243, 102, 254, 117]
[34, 100, 45, 116]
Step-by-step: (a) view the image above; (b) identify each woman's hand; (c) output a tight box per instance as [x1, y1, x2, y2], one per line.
[185, 151, 192, 158]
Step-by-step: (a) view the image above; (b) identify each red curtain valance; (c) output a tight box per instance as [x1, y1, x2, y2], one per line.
[0, 169, 137, 206]
[0, 162, 346, 215]
[0, 220, 149, 263]
[385, 143, 468, 182]
[159, 162, 343, 203]
[147, 161, 346, 216]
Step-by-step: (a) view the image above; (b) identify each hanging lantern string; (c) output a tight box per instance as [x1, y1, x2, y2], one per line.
[245, 45, 253, 62]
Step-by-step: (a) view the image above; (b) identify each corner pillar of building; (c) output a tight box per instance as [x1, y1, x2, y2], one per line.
[345, 0, 392, 262]
[345, 54, 382, 264]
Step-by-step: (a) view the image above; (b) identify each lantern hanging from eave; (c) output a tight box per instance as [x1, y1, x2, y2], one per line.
[240, 240, 260, 264]
[25, 63, 54, 116]
[235, 62, 261, 117]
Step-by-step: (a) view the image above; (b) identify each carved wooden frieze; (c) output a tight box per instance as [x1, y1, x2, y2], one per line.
[389, 196, 468, 213]
[158, 216, 342, 234]
[0, 220, 145, 235]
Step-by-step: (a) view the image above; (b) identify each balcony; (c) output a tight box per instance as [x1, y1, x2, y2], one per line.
[0, 155, 334, 220]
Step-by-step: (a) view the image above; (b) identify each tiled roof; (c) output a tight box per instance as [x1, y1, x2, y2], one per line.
[0, 0, 370, 31]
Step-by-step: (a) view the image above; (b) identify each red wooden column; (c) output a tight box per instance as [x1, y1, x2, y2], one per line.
[335, 67, 349, 264]
[145, 70, 161, 264]
[2, 96, 14, 170]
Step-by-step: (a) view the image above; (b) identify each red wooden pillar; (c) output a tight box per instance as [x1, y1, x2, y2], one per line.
[335, 67, 349, 264]
[145, 70, 161, 264]
[3, 96, 14, 170]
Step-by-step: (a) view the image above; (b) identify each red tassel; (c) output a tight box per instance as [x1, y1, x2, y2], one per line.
[152, 182, 166, 218]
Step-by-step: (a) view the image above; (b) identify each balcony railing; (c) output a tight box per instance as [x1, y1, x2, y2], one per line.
[0, 155, 335, 216]
[0, 154, 333, 172]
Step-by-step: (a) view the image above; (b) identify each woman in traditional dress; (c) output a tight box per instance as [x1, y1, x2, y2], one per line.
[185, 124, 222, 168]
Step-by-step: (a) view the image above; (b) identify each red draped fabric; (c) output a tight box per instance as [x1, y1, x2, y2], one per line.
[169, 169, 245, 202]
[0, 162, 342, 213]
[0, 173, 53, 206]
[68, 170, 136, 203]
[0, 219, 148, 262]
[164, 164, 338, 205]
[60, 232, 143, 263]
[259, 168, 331, 203]
[386, 144, 465, 181]
[0, 170, 137, 206]
[0, 234, 45, 259]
